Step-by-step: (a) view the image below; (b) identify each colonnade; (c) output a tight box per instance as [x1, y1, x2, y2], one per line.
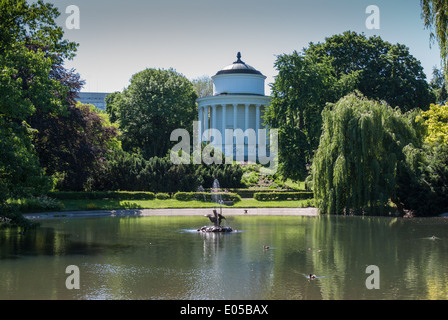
[198, 103, 264, 142]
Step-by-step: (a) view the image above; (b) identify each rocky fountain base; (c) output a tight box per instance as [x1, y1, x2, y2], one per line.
[197, 225, 233, 233]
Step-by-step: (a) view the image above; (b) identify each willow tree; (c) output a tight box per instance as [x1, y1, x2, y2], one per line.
[421, 0, 448, 77]
[312, 92, 423, 215]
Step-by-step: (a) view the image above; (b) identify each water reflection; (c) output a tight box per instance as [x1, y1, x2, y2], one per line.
[0, 215, 448, 299]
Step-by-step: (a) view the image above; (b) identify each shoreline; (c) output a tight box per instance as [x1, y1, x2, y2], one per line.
[24, 207, 319, 219]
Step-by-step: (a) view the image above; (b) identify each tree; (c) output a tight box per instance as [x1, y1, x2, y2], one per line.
[266, 31, 434, 181]
[116, 68, 198, 159]
[304, 31, 434, 112]
[421, 144, 448, 214]
[192, 75, 213, 98]
[416, 103, 448, 145]
[312, 92, 423, 216]
[0, 0, 78, 226]
[88, 149, 243, 193]
[265, 50, 358, 180]
[105, 91, 122, 123]
[429, 67, 448, 104]
[29, 103, 120, 191]
[421, 0, 448, 78]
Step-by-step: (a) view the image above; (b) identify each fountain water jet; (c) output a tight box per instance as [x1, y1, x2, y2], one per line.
[197, 179, 234, 233]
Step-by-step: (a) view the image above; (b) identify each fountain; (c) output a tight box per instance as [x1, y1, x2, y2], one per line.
[197, 179, 234, 233]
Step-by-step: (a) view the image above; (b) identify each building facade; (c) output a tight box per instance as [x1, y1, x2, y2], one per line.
[76, 92, 110, 110]
[197, 52, 271, 161]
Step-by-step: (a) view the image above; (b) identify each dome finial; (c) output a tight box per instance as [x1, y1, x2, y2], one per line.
[235, 52, 242, 63]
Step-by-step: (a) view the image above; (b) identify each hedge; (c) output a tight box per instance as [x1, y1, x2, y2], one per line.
[155, 193, 170, 200]
[254, 192, 314, 201]
[48, 191, 155, 200]
[174, 192, 241, 203]
[228, 188, 298, 198]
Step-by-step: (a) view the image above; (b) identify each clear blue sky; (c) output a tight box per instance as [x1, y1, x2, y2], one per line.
[51, 0, 442, 94]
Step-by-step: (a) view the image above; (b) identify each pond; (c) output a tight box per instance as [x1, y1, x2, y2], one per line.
[1, 214, 447, 300]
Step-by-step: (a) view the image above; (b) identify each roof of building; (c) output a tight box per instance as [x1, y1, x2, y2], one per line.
[215, 52, 263, 76]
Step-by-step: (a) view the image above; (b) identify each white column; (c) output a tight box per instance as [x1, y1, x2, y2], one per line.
[244, 104, 250, 160]
[233, 104, 238, 130]
[204, 106, 209, 141]
[211, 104, 217, 146]
[245, 104, 250, 131]
[199, 106, 203, 142]
[212, 104, 217, 130]
[255, 104, 261, 145]
[221, 103, 226, 133]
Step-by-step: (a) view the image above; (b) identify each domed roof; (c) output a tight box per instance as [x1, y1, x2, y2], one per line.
[215, 52, 263, 76]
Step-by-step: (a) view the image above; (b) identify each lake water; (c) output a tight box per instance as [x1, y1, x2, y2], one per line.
[1, 214, 447, 300]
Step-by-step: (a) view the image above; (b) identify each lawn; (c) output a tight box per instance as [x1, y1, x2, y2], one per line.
[59, 198, 315, 212]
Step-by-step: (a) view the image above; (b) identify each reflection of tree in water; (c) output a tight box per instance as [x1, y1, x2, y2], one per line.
[305, 216, 448, 299]
[0, 219, 135, 259]
[197, 230, 274, 300]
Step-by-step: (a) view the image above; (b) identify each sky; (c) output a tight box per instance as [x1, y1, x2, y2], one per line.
[49, 0, 442, 95]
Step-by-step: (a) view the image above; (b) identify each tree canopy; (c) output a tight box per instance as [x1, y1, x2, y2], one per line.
[192, 75, 213, 98]
[304, 31, 434, 112]
[421, 0, 448, 78]
[416, 103, 448, 145]
[1, 0, 80, 227]
[264, 51, 357, 180]
[429, 67, 448, 104]
[266, 31, 434, 181]
[110, 68, 198, 159]
[312, 92, 423, 215]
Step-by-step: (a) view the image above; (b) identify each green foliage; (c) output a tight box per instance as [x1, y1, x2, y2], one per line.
[241, 170, 259, 187]
[194, 162, 244, 190]
[105, 91, 122, 123]
[191, 75, 213, 98]
[0, 119, 53, 203]
[429, 67, 448, 104]
[268, 31, 434, 181]
[88, 149, 244, 193]
[155, 193, 171, 200]
[30, 103, 121, 191]
[304, 31, 434, 111]
[0, 203, 39, 230]
[173, 192, 241, 203]
[9, 196, 63, 213]
[115, 68, 198, 159]
[90, 150, 203, 192]
[48, 191, 155, 200]
[254, 192, 313, 201]
[0, 0, 79, 227]
[421, 0, 448, 78]
[421, 144, 448, 213]
[416, 103, 448, 145]
[312, 92, 423, 215]
[265, 51, 357, 180]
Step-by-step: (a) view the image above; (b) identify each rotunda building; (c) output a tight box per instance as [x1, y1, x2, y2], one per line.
[197, 52, 271, 161]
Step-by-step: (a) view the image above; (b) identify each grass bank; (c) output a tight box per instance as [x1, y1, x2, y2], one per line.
[55, 198, 315, 212]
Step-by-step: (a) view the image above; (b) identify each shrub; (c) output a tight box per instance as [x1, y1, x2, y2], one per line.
[174, 192, 241, 202]
[155, 193, 170, 200]
[48, 191, 155, 200]
[228, 188, 297, 198]
[173, 192, 191, 201]
[254, 192, 314, 201]
[86, 203, 100, 210]
[12, 196, 63, 213]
